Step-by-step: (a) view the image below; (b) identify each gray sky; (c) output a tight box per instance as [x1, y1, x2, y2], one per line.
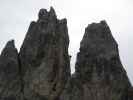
[0, 0, 132, 83]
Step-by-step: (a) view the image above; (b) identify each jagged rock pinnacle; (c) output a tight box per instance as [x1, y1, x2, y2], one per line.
[60, 20, 132, 100]
[38, 7, 56, 21]
[1, 40, 17, 57]
[0, 8, 132, 100]
[80, 20, 118, 59]
[38, 8, 48, 19]
[49, 7, 56, 17]
[5, 39, 15, 48]
[19, 7, 70, 100]
[0, 40, 21, 100]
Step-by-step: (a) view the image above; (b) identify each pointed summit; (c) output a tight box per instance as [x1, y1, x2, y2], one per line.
[80, 20, 118, 59]
[19, 7, 70, 100]
[38, 8, 48, 19]
[49, 6, 56, 18]
[0, 39, 21, 100]
[38, 7, 56, 20]
[100, 20, 108, 26]
[5, 39, 15, 48]
[60, 20, 131, 100]
[1, 40, 17, 57]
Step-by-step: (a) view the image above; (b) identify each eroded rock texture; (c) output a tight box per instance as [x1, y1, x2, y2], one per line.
[60, 21, 132, 100]
[0, 7, 132, 100]
[19, 7, 70, 100]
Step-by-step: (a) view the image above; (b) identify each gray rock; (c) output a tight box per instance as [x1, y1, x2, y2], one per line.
[60, 20, 131, 100]
[19, 7, 70, 100]
[0, 7, 132, 100]
[0, 40, 22, 100]
[128, 87, 133, 100]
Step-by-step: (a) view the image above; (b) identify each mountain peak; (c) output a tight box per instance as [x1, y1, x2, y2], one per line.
[38, 7, 56, 20]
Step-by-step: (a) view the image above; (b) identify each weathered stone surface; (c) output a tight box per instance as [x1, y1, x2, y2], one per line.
[60, 21, 132, 100]
[19, 7, 70, 100]
[0, 7, 132, 100]
[0, 40, 21, 100]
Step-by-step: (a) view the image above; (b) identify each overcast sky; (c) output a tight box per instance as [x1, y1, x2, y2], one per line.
[0, 0, 132, 83]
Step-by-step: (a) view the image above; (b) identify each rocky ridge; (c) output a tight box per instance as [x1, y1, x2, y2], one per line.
[0, 7, 132, 100]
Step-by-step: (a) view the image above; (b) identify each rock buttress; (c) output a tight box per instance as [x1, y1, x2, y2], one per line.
[60, 21, 132, 100]
[19, 7, 71, 100]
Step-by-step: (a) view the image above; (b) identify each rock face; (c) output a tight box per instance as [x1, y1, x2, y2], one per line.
[19, 7, 70, 100]
[60, 21, 132, 100]
[0, 7, 132, 100]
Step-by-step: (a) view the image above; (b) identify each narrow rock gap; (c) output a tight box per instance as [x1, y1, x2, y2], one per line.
[69, 41, 81, 75]
[70, 53, 76, 74]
